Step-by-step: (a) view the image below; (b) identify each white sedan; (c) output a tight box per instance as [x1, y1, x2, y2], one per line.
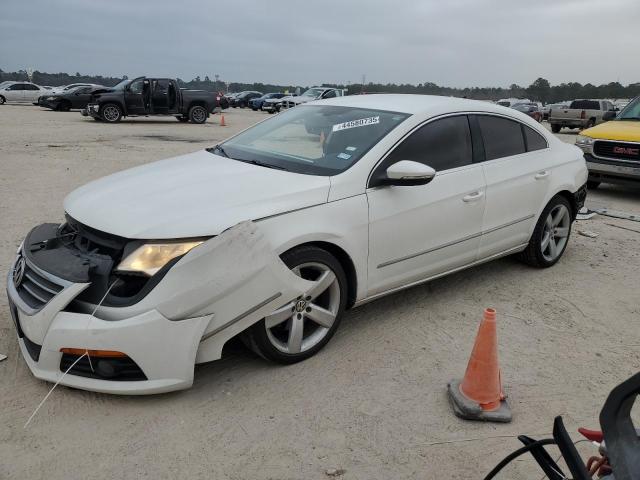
[0, 81, 49, 104]
[7, 95, 587, 394]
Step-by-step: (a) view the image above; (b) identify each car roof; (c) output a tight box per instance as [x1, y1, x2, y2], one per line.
[309, 93, 521, 116]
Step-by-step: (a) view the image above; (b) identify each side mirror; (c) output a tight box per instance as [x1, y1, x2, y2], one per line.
[603, 111, 616, 121]
[385, 160, 436, 186]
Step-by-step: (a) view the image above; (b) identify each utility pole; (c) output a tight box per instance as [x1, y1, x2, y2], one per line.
[361, 74, 366, 94]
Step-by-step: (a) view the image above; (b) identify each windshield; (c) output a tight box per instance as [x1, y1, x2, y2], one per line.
[112, 79, 132, 90]
[302, 88, 324, 98]
[617, 97, 640, 120]
[497, 101, 510, 107]
[215, 105, 410, 176]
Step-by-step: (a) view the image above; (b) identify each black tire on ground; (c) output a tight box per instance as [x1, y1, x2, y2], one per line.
[587, 180, 601, 190]
[551, 124, 561, 133]
[518, 195, 573, 268]
[188, 105, 207, 124]
[176, 116, 189, 122]
[0, 96, 5, 105]
[100, 103, 122, 123]
[245, 245, 348, 364]
[586, 119, 596, 128]
[58, 101, 71, 112]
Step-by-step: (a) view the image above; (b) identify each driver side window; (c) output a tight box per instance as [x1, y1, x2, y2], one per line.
[385, 115, 473, 172]
[129, 79, 144, 94]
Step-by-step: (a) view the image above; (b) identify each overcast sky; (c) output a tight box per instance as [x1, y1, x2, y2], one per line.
[1, 0, 639, 87]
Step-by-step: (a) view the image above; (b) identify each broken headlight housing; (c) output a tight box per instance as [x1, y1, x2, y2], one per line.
[116, 241, 204, 277]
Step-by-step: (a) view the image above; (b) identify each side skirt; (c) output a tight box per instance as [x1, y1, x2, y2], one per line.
[353, 243, 528, 308]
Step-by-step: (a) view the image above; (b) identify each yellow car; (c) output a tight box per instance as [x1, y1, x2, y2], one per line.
[575, 96, 640, 189]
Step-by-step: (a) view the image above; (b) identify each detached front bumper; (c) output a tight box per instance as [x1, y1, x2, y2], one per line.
[7, 221, 311, 394]
[84, 103, 100, 118]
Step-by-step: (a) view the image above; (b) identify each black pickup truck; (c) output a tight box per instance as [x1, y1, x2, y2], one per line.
[82, 77, 219, 123]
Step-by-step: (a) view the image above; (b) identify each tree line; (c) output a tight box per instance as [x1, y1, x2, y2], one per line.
[1, 69, 638, 103]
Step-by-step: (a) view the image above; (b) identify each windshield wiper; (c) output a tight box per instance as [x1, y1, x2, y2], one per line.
[238, 159, 288, 171]
[209, 144, 229, 157]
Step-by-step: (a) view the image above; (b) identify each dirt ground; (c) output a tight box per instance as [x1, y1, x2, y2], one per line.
[0, 104, 639, 480]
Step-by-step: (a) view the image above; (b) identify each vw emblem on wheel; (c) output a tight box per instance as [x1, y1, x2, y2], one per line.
[13, 256, 26, 287]
[295, 299, 307, 313]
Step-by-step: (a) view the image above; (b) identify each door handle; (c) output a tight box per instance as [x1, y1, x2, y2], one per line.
[462, 191, 484, 203]
[535, 170, 550, 180]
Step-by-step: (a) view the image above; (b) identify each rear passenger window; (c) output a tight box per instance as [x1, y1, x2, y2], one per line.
[524, 126, 547, 152]
[386, 116, 472, 171]
[477, 116, 525, 160]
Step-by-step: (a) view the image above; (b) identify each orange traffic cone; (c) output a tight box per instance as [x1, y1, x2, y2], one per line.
[447, 308, 512, 422]
[220, 113, 226, 126]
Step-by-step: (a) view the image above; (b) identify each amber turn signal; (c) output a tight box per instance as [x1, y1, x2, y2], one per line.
[60, 348, 127, 358]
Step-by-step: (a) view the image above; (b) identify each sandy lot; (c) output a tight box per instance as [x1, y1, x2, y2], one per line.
[1, 105, 639, 480]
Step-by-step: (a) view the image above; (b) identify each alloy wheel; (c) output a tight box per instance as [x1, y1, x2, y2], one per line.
[102, 105, 120, 122]
[191, 107, 206, 123]
[265, 262, 340, 354]
[540, 204, 570, 262]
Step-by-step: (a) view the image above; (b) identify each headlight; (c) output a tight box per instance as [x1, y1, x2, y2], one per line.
[116, 241, 204, 276]
[575, 135, 595, 153]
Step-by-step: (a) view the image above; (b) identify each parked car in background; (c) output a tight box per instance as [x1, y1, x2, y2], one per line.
[575, 95, 640, 188]
[36, 83, 102, 105]
[0, 81, 49, 104]
[511, 102, 543, 122]
[497, 98, 531, 107]
[249, 93, 287, 111]
[231, 91, 263, 108]
[549, 99, 617, 133]
[40, 85, 104, 111]
[542, 102, 570, 120]
[280, 87, 346, 109]
[7, 94, 587, 394]
[216, 92, 229, 110]
[82, 77, 219, 123]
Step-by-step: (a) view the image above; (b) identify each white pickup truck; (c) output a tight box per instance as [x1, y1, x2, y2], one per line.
[549, 99, 617, 133]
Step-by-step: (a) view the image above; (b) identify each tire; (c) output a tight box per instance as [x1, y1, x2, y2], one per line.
[92, 117, 102, 121]
[251, 107, 258, 111]
[245, 245, 348, 364]
[587, 180, 600, 190]
[551, 124, 561, 133]
[519, 195, 573, 268]
[176, 116, 189, 123]
[0, 95, 5, 105]
[586, 119, 596, 128]
[100, 103, 122, 123]
[58, 101, 71, 112]
[188, 105, 207, 124]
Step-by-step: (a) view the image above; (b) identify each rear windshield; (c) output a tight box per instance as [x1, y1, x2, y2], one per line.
[217, 105, 410, 176]
[570, 100, 600, 110]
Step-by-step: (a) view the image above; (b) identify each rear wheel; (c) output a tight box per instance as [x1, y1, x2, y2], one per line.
[57, 101, 71, 112]
[586, 118, 596, 128]
[551, 124, 561, 133]
[101, 103, 122, 123]
[0, 96, 5, 105]
[245, 246, 347, 364]
[188, 105, 207, 124]
[519, 195, 573, 268]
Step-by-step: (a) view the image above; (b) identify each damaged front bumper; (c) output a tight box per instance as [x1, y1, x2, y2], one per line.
[7, 221, 312, 394]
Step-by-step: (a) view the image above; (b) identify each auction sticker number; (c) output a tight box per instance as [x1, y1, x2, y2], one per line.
[332, 116, 380, 132]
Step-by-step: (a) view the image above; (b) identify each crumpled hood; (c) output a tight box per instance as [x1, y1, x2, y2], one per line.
[64, 150, 330, 239]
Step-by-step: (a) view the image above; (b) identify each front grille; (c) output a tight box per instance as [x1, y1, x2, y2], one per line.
[60, 353, 147, 381]
[16, 261, 65, 310]
[593, 141, 640, 162]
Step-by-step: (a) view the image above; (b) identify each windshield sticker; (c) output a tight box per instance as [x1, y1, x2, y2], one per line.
[332, 116, 380, 132]
[337, 152, 352, 160]
[345, 146, 357, 151]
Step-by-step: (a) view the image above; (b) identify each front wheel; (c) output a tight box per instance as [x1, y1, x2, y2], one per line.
[519, 195, 573, 268]
[551, 124, 561, 133]
[0, 95, 6, 105]
[245, 246, 347, 364]
[101, 103, 122, 123]
[188, 105, 207, 124]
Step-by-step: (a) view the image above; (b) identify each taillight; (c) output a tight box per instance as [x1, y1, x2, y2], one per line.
[581, 110, 586, 119]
